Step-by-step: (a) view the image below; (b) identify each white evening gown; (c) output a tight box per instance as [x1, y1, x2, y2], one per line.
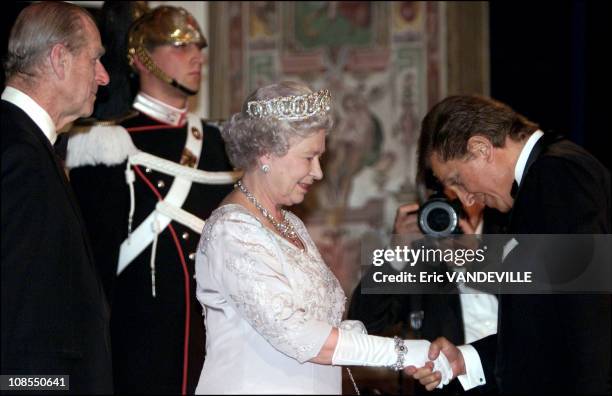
[195, 204, 346, 394]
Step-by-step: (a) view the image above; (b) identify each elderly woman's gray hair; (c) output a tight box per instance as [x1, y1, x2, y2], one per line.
[221, 81, 334, 170]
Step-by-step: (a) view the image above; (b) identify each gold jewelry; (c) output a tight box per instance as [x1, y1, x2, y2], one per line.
[235, 180, 299, 242]
[246, 89, 331, 121]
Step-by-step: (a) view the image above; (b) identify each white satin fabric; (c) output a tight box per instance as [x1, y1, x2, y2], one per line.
[195, 204, 346, 394]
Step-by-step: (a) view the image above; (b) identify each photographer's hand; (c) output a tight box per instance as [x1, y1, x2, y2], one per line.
[458, 202, 485, 235]
[393, 203, 421, 235]
[458, 218, 477, 235]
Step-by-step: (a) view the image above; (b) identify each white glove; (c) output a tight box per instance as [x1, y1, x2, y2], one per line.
[339, 320, 368, 335]
[332, 328, 452, 385]
[432, 350, 452, 389]
[336, 321, 451, 389]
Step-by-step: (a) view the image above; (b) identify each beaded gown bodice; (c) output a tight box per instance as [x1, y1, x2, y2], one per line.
[194, 204, 346, 394]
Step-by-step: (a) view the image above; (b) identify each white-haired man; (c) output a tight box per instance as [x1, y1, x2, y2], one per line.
[1, 2, 112, 393]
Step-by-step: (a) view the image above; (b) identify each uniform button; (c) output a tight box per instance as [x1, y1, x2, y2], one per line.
[191, 126, 202, 140]
[157, 180, 166, 189]
[145, 167, 152, 173]
[182, 232, 190, 240]
[188, 252, 196, 261]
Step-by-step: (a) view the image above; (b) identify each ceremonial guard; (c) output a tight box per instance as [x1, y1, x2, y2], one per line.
[66, 6, 239, 394]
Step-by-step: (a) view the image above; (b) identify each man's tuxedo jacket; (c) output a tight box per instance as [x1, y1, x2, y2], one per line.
[1, 100, 112, 393]
[473, 135, 611, 394]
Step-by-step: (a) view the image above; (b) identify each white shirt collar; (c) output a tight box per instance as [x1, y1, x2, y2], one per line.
[514, 129, 544, 186]
[132, 92, 188, 127]
[2, 86, 57, 145]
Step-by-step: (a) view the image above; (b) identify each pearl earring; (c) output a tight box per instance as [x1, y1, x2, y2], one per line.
[261, 164, 270, 173]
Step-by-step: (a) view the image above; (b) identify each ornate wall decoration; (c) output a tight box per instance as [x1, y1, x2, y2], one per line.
[214, 1, 446, 296]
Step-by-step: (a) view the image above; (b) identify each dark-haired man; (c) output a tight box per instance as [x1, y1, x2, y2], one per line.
[407, 95, 610, 394]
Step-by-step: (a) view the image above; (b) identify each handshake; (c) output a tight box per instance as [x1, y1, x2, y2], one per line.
[404, 337, 465, 391]
[333, 321, 462, 390]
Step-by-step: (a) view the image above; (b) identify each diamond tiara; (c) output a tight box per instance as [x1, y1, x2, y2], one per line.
[246, 88, 332, 121]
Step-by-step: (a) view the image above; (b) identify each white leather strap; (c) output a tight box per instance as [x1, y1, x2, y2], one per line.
[128, 151, 241, 184]
[118, 114, 204, 275]
[155, 200, 205, 234]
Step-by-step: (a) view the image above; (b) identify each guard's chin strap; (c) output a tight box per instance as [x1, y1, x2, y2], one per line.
[170, 79, 198, 97]
[135, 46, 198, 96]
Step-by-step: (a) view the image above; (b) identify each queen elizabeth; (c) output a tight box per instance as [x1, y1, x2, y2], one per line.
[194, 81, 451, 394]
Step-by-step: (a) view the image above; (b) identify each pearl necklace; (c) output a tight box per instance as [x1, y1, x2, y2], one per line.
[235, 180, 300, 242]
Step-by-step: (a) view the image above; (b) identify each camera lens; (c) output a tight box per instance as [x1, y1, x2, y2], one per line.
[428, 208, 452, 232]
[418, 197, 461, 237]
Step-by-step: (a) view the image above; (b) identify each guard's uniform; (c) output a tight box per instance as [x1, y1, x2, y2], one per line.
[67, 93, 237, 394]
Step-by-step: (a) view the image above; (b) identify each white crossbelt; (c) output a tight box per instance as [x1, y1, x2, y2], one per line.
[128, 152, 240, 184]
[117, 114, 241, 275]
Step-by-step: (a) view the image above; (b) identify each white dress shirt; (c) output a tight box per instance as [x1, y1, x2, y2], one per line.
[2, 86, 57, 145]
[514, 130, 544, 186]
[457, 220, 499, 345]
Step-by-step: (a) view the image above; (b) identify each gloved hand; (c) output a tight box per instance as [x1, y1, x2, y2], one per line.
[331, 327, 452, 388]
[432, 351, 452, 388]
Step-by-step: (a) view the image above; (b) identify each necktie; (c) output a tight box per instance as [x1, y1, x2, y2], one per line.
[51, 134, 69, 178]
[53, 133, 68, 162]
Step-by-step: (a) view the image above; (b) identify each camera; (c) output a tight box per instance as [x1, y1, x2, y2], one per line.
[418, 193, 464, 237]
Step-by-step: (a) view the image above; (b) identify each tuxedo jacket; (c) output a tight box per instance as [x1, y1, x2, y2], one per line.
[473, 135, 611, 394]
[1, 100, 112, 393]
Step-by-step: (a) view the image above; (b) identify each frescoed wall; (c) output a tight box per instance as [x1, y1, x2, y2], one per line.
[212, 2, 447, 298]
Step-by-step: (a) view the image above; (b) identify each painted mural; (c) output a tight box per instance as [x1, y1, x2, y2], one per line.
[223, 1, 445, 297]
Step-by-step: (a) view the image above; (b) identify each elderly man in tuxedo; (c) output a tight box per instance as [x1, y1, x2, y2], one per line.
[1, 2, 112, 393]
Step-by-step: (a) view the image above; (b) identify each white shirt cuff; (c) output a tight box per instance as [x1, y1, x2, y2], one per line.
[456, 345, 486, 390]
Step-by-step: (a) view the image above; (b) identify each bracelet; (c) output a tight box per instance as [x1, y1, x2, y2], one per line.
[391, 336, 407, 371]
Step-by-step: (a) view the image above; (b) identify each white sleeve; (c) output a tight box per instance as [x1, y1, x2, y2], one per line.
[456, 345, 487, 390]
[208, 216, 333, 363]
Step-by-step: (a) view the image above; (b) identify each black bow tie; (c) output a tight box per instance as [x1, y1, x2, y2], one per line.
[510, 180, 519, 199]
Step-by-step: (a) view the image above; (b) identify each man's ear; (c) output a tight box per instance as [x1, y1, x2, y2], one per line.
[49, 43, 69, 80]
[467, 135, 492, 161]
[130, 54, 147, 75]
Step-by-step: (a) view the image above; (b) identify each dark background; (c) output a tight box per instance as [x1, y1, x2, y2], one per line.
[489, 1, 610, 171]
[2, 1, 610, 170]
